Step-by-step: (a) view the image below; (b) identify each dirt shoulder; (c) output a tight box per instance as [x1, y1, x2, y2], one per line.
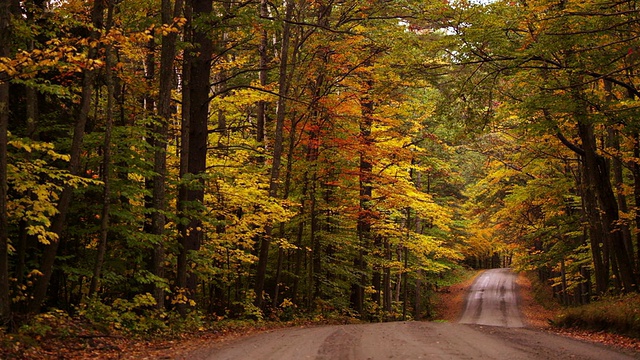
[433, 269, 481, 322]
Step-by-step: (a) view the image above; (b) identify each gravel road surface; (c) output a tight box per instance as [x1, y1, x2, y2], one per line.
[459, 268, 524, 327]
[194, 269, 638, 360]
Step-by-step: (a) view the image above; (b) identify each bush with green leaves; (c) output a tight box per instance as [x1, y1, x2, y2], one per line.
[78, 294, 167, 334]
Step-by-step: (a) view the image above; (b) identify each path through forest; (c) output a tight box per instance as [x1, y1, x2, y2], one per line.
[191, 269, 636, 360]
[458, 268, 524, 327]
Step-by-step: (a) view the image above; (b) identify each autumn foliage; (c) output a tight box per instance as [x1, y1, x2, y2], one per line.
[1, 0, 640, 355]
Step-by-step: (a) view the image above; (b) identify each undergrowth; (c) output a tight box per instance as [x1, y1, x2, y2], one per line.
[525, 271, 559, 312]
[553, 293, 640, 339]
[0, 295, 360, 359]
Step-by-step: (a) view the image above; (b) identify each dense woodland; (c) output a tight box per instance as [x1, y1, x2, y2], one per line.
[0, 0, 639, 333]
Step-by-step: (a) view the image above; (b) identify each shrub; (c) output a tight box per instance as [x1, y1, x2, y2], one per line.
[78, 293, 168, 335]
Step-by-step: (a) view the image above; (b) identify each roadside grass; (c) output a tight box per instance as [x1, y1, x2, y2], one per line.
[553, 293, 640, 339]
[525, 271, 640, 339]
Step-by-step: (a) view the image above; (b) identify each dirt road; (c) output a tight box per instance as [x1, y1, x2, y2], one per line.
[458, 268, 524, 327]
[195, 269, 637, 360]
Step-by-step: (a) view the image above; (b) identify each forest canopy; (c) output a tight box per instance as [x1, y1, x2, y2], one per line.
[0, 0, 639, 333]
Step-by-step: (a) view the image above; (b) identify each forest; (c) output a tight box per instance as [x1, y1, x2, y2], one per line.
[0, 0, 639, 339]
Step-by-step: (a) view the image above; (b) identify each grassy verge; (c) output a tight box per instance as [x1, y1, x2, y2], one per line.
[553, 293, 640, 339]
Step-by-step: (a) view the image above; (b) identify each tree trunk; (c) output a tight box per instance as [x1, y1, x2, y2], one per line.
[577, 121, 637, 292]
[273, 113, 301, 306]
[0, 0, 12, 326]
[610, 130, 635, 274]
[177, 0, 192, 311]
[291, 173, 309, 304]
[29, 0, 105, 313]
[89, 2, 116, 296]
[581, 167, 609, 294]
[254, 0, 295, 308]
[351, 73, 374, 315]
[605, 81, 636, 273]
[635, 131, 640, 275]
[383, 239, 392, 314]
[256, 0, 269, 144]
[148, 0, 182, 310]
[177, 0, 212, 313]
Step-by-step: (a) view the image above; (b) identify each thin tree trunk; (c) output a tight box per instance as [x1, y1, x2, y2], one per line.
[402, 245, 408, 320]
[256, 0, 269, 144]
[176, 0, 192, 312]
[29, 0, 105, 313]
[89, 2, 116, 296]
[635, 131, 640, 275]
[254, 0, 295, 308]
[149, 0, 183, 310]
[351, 72, 374, 315]
[0, 0, 12, 326]
[273, 112, 301, 306]
[291, 174, 309, 304]
[560, 257, 568, 305]
[383, 239, 392, 314]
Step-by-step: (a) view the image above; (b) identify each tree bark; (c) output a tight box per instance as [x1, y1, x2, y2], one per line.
[0, 0, 12, 326]
[148, 0, 183, 310]
[634, 131, 640, 275]
[577, 121, 637, 292]
[580, 164, 609, 294]
[605, 81, 636, 272]
[89, 2, 116, 296]
[177, 0, 212, 313]
[256, 0, 269, 144]
[351, 73, 374, 315]
[609, 127, 635, 273]
[29, 0, 105, 313]
[254, 0, 295, 308]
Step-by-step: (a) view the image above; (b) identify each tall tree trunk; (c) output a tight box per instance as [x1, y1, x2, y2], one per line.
[605, 81, 636, 272]
[177, 0, 192, 310]
[256, 0, 269, 144]
[291, 173, 309, 304]
[89, 2, 116, 296]
[634, 131, 640, 274]
[609, 128, 635, 273]
[142, 29, 158, 303]
[254, 0, 295, 308]
[580, 164, 609, 294]
[14, 3, 43, 303]
[351, 73, 374, 315]
[177, 0, 212, 313]
[577, 121, 637, 292]
[273, 112, 301, 306]
[148, 0, 183, 310]
[29, 0, 105, 313]
[383, 239, 392, 314]
[0, 0, 12, 326]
